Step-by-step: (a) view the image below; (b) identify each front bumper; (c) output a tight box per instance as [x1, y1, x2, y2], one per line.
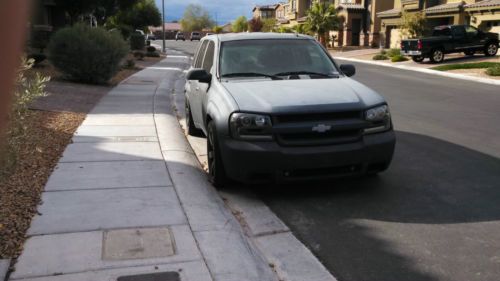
[219, 131, 396, 184]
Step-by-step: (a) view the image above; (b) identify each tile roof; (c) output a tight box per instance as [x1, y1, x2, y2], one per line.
[377, 8, 401, 17]
[465, 0, 500, 8]
[425, 2, 464, 14]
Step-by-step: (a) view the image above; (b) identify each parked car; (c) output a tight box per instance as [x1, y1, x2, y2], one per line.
[175, 32, 185, 41]
[146, 33, 156, 41]
[190, 32, 201, 41]
[401, 25, 499, 63]
[184, 33, 396, 186]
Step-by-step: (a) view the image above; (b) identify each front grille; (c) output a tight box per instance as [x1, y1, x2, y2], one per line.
[273, 111, 362, 124]
[272, 111, 365, 146]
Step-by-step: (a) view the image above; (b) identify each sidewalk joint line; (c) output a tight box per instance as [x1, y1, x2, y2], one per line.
[43, 185, 174, 193]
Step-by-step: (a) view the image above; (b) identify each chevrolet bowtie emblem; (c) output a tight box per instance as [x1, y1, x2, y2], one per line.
[312, 124, 331, 133]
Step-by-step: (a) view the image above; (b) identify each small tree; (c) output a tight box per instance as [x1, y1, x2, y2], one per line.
[305, 2, 339, 47]
[293, 24, 310, 35]
[248, 18, 264, 32]
[232, 16, 248, 33]
[262, 18, 277, 32]
[113, 0, 161, 31]
[180, 4, 215, 32]
[213, 26, 223, 34]
[400, 11, 427, 38]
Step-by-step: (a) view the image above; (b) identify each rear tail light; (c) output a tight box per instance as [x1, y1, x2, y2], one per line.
[417, 40, 423, 50]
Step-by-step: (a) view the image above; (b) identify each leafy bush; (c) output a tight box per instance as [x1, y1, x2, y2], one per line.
[486, 65, 500, 76]
[380, 50, 387, 55]
[391, 54, 409, 62]
[146, 51, 160, 57]
[130, 33, 145, 50]
[373, 54, 389, 60]
[133, 50, 145, 60]
[1, 57, 50, 179]
[48, 24, 129, 84]
[386, 48, 401, 57]
[146, 46, 156, 52]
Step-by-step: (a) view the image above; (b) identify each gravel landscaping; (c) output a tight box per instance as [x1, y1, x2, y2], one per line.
[0, 54, 165, 260]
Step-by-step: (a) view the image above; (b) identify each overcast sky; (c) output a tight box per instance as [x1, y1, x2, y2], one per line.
[154, 0, 269, 24]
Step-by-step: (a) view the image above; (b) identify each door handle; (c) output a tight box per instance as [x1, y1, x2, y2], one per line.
[195, 87, 200, 91]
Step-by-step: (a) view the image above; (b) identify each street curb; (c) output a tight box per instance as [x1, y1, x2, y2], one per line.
[0, 259, 10, 281]
[166, 48, 338, 281]
[153, 54, 278, 281]
[335, 57, 500, 86]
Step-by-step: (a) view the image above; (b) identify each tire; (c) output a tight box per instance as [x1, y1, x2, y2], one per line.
[464, 50, 475, 56]
[185, 100, 203, 137]
[430, 48, 445, 63]
[412, 56, 424, 63]
[484, 42, 498, 57]
[207, 121, 228, 188]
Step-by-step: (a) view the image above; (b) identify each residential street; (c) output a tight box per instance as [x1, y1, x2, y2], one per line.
[165, 41, 500, 281]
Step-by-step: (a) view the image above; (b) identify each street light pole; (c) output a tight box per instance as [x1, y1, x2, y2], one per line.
[162, 0, 166, 53]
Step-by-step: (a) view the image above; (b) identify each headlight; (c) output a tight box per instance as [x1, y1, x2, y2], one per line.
[230, 113, 273, 140]
[364, 105, 391, 134]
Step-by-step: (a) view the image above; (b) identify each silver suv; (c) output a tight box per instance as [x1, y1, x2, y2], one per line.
[185, 33, 395, 186]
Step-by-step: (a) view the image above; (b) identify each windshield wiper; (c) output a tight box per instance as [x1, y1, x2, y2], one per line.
[274, 71, 339, 78]
[221, 72, 282, 80]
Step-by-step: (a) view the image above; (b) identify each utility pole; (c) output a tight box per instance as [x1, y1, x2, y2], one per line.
[162, 0, 166, 53]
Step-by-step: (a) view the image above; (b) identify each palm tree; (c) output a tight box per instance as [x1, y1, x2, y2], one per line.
[306, 1, 339, 47]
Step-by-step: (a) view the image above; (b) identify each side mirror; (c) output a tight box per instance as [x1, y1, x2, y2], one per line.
[340, 64, 356, 77]
[187, 68, 212, 84]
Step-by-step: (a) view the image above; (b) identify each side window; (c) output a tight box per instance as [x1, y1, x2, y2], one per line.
[194, 41, 208, 68]
[202, 41, 215, 73]
[452, 26, 466, 38]
[465, 26, 479, 37]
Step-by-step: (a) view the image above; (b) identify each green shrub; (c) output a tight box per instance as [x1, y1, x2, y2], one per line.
[486, 65, 500, 76]
[146, 46, 156, 53]
[133, 50, 145, 60]
[391, 54, 409, 62]
[1, 57, 50, 180]
[130, 33, 145, 50]
[380, 49, 387, 55]
[386, 48, 401, 57]
[48, 24, 129, 84]
[373, 54, 389, 60]
[146, 51, 160, 57]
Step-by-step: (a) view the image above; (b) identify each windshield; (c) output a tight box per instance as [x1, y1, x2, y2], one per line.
[219, 39, 340, 79]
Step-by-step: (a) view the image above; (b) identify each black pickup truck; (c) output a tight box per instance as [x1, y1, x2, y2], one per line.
[401, 25, 499, 63]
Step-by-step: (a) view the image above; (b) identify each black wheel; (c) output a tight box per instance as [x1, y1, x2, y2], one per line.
[412, 56, 424, 63]
[185, 100, 203, 137]
[207, 121, 228, 188]
[484, 42, 498, 57]
[464, 50, 475, 56]
[430, 49, 445, 63]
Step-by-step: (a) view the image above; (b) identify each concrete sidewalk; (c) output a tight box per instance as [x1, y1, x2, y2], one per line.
[9, 52, 276, 281]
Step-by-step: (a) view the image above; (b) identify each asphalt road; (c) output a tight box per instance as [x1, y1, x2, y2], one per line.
[258, 61, 500, 281]
[166, 41, 500, 281]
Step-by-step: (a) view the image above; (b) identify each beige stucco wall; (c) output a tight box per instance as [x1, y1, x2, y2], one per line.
[390, 28, 402, 48]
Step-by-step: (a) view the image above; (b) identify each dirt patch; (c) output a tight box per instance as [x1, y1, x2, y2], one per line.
[0, 111, 85, 258]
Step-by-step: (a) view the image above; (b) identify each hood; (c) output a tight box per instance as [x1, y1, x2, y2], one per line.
[222, 77, 385, 114]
